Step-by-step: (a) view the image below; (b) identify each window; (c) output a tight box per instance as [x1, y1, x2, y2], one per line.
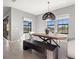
[47, 20, 55, 33]
[23, 21, 32, 33]
[58, 18, 69, 34]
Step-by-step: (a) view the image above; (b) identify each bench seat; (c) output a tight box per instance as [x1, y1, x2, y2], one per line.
[23, 39, 58, 59]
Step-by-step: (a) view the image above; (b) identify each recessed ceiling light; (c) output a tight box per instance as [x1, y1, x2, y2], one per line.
[12, 0, 16, 2]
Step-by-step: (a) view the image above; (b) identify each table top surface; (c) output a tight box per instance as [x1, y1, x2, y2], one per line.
[32, 33, 67, 40]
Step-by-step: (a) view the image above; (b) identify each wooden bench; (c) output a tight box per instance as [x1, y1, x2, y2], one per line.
[23, 39, 58, 59]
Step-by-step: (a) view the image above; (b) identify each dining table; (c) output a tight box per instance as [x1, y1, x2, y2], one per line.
[32, 33, 67, 47]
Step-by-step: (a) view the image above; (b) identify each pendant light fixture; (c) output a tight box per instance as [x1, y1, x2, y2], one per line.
[42, 1, 56, 20]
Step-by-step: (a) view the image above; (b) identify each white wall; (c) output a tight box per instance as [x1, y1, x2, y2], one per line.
[11, 8, 37, 41]
[3, 7, 11, 17]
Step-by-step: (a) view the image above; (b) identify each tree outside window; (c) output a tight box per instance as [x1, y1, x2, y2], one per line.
[23, 21, 32, 33]
[47, 20, 55, 33]
[58, 18, 69, 34]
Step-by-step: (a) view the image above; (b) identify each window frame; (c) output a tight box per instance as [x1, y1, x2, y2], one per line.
[57, 18, 69, 34]
[58, 24, 69, 34]
[47, 20, 55, 33]
[23, 20, 32, 33]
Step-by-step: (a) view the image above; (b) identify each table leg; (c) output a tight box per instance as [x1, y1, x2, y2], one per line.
[49, 40, 51, 44]
[52, 39, 60, 47]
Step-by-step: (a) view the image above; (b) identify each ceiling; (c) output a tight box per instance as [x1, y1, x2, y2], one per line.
[3, 0, 75, 15]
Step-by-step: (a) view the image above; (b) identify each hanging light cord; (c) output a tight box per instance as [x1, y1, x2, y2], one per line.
[48, 1, 50, 12]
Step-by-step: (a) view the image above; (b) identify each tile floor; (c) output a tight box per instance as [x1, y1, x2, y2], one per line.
[3, 39, 45, 59]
